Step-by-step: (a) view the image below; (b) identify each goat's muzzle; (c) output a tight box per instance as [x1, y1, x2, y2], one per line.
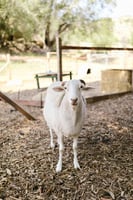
[71, 98, 78, 106]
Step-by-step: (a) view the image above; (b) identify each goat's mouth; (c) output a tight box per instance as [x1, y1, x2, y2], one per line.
[71, 102, 78, 106]
[70, 98, 78, 106]
[71, 101, 78, 106]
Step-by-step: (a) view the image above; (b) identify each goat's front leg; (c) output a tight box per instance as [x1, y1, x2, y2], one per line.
[56, 135, 64, 172]
[49, 128, 55, 148]
[73, 137, 80, 169]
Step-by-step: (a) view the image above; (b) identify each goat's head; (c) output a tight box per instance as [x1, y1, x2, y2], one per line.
[53, 79, 86, 107]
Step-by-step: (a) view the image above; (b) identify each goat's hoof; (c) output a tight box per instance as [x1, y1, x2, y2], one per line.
[50, 143, 55, 149]
[74, 162, 80, 170]
[56, 163, 62, 173]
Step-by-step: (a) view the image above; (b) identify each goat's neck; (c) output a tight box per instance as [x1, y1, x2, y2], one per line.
[61, 95, 83, 125]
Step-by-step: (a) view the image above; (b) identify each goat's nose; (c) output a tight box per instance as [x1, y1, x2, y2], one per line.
[71, 98, 78, 105]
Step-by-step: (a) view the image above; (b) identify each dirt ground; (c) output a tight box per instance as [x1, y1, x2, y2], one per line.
[0, 92, 133, 200]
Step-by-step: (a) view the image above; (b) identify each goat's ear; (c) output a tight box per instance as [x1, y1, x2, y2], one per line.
[53, 81, 67, 92]
[53, 86, 64, 92]
[80, 79, 86, 86]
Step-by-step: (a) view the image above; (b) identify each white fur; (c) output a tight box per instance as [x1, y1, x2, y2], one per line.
[43, 79, 86, 172]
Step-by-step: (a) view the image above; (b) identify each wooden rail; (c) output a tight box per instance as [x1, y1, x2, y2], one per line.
[61, 46, 133, 51]
[10, 91, 132, 107]
[0, 91, 36, 120]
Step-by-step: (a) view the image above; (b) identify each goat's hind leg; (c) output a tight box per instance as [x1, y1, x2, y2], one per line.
[73, 137, 80, 169]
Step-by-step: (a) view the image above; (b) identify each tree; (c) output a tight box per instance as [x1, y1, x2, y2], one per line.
[39, 0, 116, 49]
[88, 18, 117, 46]
[0, 0, 115, 51]
[0, 0, 38, 48]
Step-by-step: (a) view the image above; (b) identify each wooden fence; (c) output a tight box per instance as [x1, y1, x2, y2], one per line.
[56, 37, 133, 81]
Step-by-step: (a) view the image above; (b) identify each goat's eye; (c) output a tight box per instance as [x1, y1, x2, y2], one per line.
[64, 87, 67, 90]
[80, 85, 83, 89]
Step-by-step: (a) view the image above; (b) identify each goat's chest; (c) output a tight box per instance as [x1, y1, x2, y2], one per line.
[58, 108, 83, 136]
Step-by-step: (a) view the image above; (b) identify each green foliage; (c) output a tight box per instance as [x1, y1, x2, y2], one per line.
[0, 0, 39, 45]
[0, 0, 116, 49]
[88, 18, 117, 46]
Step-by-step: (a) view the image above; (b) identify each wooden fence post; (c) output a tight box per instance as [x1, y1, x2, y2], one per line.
[56, 36, 63, 81]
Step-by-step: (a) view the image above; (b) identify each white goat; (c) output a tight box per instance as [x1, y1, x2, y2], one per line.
[43, 79, 86, 172]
